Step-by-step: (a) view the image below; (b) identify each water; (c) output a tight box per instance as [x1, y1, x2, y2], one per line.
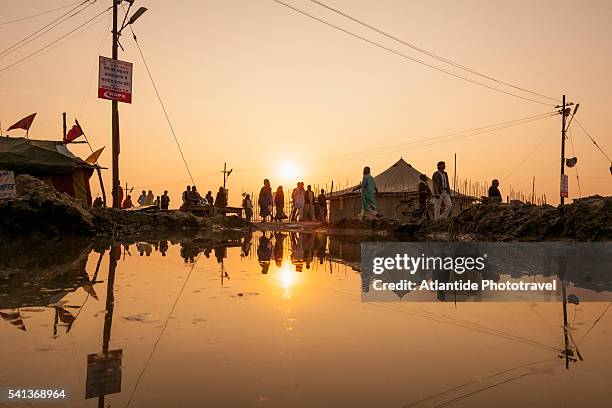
[1, 232, 611, 407]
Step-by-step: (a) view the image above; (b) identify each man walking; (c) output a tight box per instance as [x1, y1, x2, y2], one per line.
[432, 161, 452, 219]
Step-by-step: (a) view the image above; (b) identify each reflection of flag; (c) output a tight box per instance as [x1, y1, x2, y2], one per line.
[81, 282, 99, 300]
[8, 113, 36, 132]
[65, 119, 84, 143]
[0, 310, 26, 331]
[85, 147, 104, 165]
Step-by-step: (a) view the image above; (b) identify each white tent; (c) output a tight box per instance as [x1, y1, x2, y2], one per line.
[333, 158, 429, 196]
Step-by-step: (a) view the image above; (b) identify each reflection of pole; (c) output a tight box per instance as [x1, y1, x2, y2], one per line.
[98, 244, 119, 408]
[559, 257, 570, 370]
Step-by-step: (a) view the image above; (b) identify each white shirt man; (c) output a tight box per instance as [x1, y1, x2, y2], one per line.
[431, 161, 452, 220]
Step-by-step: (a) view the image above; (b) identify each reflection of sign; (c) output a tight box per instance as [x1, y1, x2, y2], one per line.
[560, 174, 569, 198]
[85, 350, 122, 399]
[0, 170, 16, 199]
[98, 56, 133, 103]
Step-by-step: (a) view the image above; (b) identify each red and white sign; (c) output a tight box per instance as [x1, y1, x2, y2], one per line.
[560, 174, 569, 198]
[98, 56, 133, 103]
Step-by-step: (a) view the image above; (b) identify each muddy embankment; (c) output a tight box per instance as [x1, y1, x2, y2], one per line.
[329, 195, 611, 241]
[0, 175, 247, 244]
[1, 175, 610, 242]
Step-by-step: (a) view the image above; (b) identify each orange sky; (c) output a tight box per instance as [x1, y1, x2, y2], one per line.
[1, 0, 611, 206]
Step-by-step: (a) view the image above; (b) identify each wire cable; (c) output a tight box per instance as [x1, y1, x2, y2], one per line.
[310, 0, 560, 104]
[268, 0, 555, 106]
[233, 111, 557, 173]
[0, 1, 83, 27]
[0, 0, 96, 60]
[128, 26, 197, 187]
[573, 117, 611, 163]
[0, 6, 112, 75]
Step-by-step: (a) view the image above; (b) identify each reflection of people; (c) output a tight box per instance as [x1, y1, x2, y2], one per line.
[257, 232, 272, 274]
[273, 232, 286, 267]
[159, 240, 168, 256]
[290, 232, 305, 272]
[241, 232, 253, 257]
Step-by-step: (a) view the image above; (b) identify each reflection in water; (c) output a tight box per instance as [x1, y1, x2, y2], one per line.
[0, 233, 611, 407]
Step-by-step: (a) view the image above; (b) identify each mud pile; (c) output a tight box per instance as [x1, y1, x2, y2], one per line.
[0, 175, 94, 241]
[443, 195, 611, 241]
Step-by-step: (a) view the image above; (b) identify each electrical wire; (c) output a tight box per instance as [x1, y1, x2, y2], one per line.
[310, 0, 560, 104]
[0, 0, 96, 60]
[0, 1, 83, 27]
[232, 111, 557, 174]
[127, 26, 197, 187]
[0, 7, 112, 75]
[573, 117, 612, 164]
[268, 0, 556, 106]
[124, 253, 201, 408]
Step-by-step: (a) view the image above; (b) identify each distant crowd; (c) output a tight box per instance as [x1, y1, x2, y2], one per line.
[93, 160, 505, 223]
[243, 179, 328, 224]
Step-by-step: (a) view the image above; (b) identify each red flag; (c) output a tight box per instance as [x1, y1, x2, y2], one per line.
[7, 113, 36, 133]
[65, 120, 84, 143]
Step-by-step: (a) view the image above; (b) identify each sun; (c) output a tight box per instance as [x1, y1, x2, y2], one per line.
[278, 161, 299, 182]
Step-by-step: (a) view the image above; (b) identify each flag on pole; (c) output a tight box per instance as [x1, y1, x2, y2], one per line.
[7, 113, 37, 136]
[65, 119, 84, 143]
[85, 147, 105, 165]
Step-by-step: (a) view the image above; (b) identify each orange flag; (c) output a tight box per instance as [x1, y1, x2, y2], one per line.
[85, 147, 104, 165]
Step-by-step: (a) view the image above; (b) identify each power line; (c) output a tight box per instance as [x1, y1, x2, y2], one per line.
[268, 0, 556, 106]
[310, 0, 560, 104]
[0, 1, 83, 27]
[573, 117, 611, 163]
[128, 26, 197, 186]
[0, 7, 112, 76]
[0, 0, 96, 60]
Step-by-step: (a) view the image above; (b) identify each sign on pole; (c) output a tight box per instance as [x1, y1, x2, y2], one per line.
[0, 170, 16, 199]
[85, 350, 123, 399]
[98, 56, 133, 104]
[560, 174, 569, 198]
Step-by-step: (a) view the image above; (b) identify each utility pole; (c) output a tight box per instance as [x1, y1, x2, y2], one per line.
[560, 95, 566, 206]
[222, 162, 233, 189]
[111, 0, 120, 208]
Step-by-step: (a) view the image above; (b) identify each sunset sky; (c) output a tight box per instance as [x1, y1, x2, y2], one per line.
[1, 0, 610, 206]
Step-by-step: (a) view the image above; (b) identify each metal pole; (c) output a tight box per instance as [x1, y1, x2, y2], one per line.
[560, 94, 566, 206]
[62, 112, 67, 141]
[111, 0, 121, 208]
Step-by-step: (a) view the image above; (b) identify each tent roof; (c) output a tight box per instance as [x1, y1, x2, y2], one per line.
[332, 158, 430, 196]
[0, 137, 93, 175]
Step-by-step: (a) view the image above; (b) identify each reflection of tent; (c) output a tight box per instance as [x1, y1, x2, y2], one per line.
[329, 158, 476, 220]
[0, 137, 94, 206]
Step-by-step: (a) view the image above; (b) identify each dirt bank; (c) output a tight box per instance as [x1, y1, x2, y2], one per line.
[329, 195, 611, 241]
[0, 175, 247, 243]
[2, 175, 610, 242]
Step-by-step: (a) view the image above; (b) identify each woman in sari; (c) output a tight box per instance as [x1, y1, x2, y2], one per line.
[258, 179, 273, 222]
[274, 186, 287, 221]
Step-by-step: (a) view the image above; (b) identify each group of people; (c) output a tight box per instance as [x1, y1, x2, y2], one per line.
[181, 185, 227, 208]
[242, 179, 328, 224]
[415, 161, 502, 220]
[102, 183, 171, 210]
[358, 161, 503, 221]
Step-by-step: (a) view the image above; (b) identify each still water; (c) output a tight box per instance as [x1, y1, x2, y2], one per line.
[1, 232, 611, 407]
